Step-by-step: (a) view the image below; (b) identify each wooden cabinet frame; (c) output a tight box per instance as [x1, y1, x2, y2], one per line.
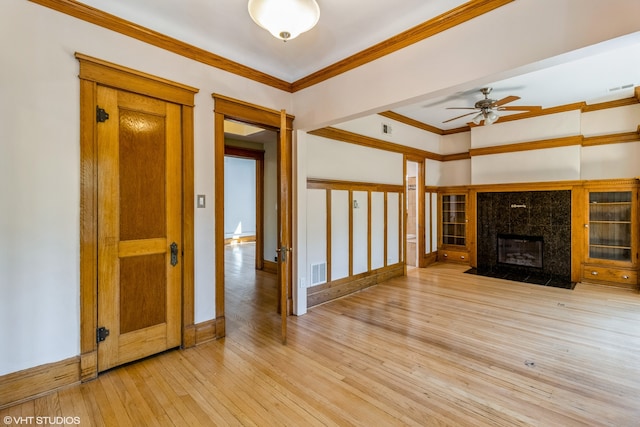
[579, 179, 639, 289]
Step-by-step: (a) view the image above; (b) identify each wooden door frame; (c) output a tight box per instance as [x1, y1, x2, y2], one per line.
[223, 145, 265, 270]
[77, 53, 198, 382]
[213, 94, 294, 339]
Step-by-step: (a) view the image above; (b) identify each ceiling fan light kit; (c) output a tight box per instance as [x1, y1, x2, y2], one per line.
[443, 87, 541, 126]
[248, 0, 320, 41]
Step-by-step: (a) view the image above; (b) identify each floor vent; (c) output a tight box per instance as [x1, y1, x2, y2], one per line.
[311, 263, 327, 285]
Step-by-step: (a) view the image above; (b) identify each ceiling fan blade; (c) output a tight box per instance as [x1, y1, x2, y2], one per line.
[442, 112, 477, 123]
[446, 107, 478, 110]
[493, 95, 520, 107]
[497, 105, 542, 112]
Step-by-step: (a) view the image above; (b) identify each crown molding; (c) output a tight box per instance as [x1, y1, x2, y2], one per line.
[307, 127, 443, 161]
[291, 0, 514, 92]
[469, 135, 584, 157]
[378, 111, 445, 135]
[29, 0, 512, 94]
[310, 126, 640, 162]
[29, 0, 293, 92]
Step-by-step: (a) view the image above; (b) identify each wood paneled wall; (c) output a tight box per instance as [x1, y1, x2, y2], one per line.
[306, 179, 404, 306]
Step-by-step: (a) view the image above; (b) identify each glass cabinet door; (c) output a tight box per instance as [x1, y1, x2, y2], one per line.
[442, 194, 466, 246]
[588, 191, 632, 262]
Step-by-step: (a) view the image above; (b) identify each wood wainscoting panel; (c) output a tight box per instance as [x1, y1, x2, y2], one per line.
[0, 357, 80, 409]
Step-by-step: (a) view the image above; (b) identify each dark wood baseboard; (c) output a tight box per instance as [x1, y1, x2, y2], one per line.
[0, 357, 80, 409]
[307, 264, 405, 307]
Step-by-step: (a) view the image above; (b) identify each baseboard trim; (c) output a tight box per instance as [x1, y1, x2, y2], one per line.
[215, 316, 226, 339]
[0, 357, 80, 409]
[307, 264, 404, 307]
[262, 260, 277, 274]
[194, 319, 217, 344]
[80, 351, 97, 382]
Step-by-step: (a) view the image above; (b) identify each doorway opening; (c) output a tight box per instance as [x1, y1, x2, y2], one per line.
[406, 160, 419, 268]
[213, 94, 294, 342]
[223, 121, 280, 334]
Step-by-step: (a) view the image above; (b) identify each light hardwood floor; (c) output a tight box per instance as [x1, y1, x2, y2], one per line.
[2, 244, 639, 426]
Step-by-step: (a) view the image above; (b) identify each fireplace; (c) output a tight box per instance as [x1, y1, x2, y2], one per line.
[472, 190, 574, 288]
[497, 234, 543, 269]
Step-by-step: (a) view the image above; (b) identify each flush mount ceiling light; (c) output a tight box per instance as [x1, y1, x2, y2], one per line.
[248, 0, 320, 42]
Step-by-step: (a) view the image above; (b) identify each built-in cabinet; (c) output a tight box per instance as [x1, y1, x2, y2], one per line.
[582, 180, 639, 289]
[438, 191, 469, 264]
[432, 180, 638, 289]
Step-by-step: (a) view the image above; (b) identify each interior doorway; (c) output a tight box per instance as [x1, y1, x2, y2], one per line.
[406, 160, 419, 267]
[213, 94, 294, 341]
[404, 156, 426, 270]
[223, 122, 278, 333]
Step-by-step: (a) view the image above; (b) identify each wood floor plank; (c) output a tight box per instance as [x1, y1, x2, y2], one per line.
[1, 243, 639, 426]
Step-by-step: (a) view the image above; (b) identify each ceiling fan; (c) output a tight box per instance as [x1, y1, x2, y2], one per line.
[442, 87, 541, 125]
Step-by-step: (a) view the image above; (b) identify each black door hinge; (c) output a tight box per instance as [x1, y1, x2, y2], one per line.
[97, 326, 110, 343]
[96, 106, 109, 123]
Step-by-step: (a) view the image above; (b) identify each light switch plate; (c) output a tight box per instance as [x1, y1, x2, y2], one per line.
[197, 194, 206, 208]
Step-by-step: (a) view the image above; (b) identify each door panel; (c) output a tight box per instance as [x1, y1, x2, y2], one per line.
[278, 110, 292, 344]
[97, 87, 182, 372]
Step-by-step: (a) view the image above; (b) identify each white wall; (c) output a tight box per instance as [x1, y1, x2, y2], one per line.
[580, 105, 640, 180]
[581, 143, 640, 180]
[441, 133, 471, 155]
[335, 115, 440, 153]
[330, 191, 350, 280]
[0, 1, 290, 376]
[352, 191, 369, 275]
[469, 107, 639, 184]
[472, 146, 582, 185]
[306, 134, 403, 184]
[224, 157, 256, 236]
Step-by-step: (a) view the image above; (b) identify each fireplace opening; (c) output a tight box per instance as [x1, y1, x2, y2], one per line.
[497, 234, 543, 269]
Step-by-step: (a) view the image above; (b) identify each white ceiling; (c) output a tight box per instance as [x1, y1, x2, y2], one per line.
[78, 0, 640, 132]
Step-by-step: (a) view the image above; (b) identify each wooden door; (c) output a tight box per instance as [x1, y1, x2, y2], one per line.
[96, 86, 182, 372]
[277, 110, 292, 344]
